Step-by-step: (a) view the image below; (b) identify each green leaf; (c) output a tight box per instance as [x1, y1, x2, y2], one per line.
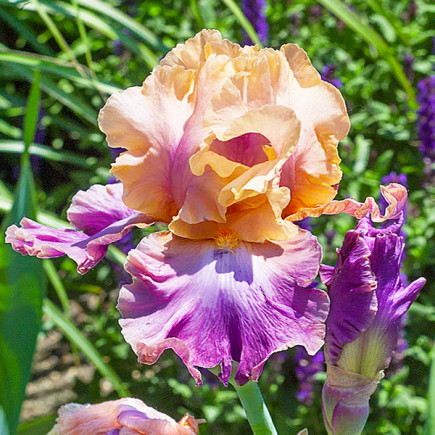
[43, 299, 130, 398]
[18, 415, 56, 435]
[0, 405, 10, 435]
[23, 70, 40, 153]
[0, 71, 45, 435]
[425, 339, 435, 435]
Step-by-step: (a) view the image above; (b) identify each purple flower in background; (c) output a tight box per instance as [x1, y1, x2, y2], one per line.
[403, 53, 414, 82]
[320, 215, 425, 435]
[417, 75, 435, 160]
[112, 39, 123, 56]
[321, 64, 343, 89]
[241, 0, 269, 45]
[295, 347, 324, 405]
[309, 5, 323, 21]
[295, 217, 311, 231]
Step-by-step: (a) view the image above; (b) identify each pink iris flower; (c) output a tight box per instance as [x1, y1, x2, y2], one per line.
[48, 398, 203, 435]
[6, 30, 407, 386]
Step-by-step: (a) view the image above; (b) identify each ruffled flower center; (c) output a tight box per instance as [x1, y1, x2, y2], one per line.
[213, 228, 240, 253]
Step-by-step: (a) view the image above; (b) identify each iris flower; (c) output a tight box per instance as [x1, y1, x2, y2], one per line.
[6, 30, 407, 386]
[48, 398, 203, 435]
[321, 216, 425, 435]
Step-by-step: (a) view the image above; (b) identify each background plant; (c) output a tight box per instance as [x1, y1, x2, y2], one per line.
[0, 0, 433, 434]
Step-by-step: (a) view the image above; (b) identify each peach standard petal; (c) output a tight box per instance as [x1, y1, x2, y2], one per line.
[279, 44, 350, 217]
[98, 30, 350, 243]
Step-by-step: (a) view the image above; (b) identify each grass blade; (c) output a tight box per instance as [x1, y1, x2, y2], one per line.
[18, 415, 56, 435]
[425, 339, 435, 435]
[43, 299, 130, 398]
[23, 70, 40, 153]
[74, 0, 167, 54]
[317, 0, 416, 107]
[0, 7, 53, 56]
[221, 0, 262, 47]
[5, 62, 97, 124]
[7, 0, 158, 69]
[0, 50, 121, 94]
[0, 140, 97, 167]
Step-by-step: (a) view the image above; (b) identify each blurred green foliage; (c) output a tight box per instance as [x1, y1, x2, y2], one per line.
[0, 0, 434, 434]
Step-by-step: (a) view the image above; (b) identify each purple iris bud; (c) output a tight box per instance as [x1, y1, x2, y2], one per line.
[241, 0, 269, 45]
[321, 64, 343, 88]
[295, 347, 325, 405]
[320, 215, 425, 435]
[417, 75, 435, 161]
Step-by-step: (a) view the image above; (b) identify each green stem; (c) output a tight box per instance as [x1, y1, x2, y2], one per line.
[230, 380, 278, 435]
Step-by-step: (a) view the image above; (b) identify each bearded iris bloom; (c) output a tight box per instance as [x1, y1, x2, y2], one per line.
[48, 398, 203, 435]
[6, 30, 407, 386]
[321, 216, 426, 435]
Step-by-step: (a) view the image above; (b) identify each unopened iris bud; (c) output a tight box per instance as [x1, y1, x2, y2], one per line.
[321, 215, 425, 435]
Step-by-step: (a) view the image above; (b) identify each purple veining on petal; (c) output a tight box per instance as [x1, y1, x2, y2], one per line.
[118, 229, 329, 386]
[379, 173, 409, 371]
[324, 215, 426, 369]
[241, 0, 269, 45]
[67, 183, 136, 235]
[355, 218, 426, 370]
[117, 409, 150, 425]
[322, 231, 378, 365]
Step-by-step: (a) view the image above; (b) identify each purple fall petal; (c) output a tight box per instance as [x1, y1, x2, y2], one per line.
[67, 183, 137, 235]
[118, 230, 329, 386]
[6, 183, 152, 274]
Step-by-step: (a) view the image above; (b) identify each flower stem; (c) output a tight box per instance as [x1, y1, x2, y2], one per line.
[229, 380, 278, 435]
